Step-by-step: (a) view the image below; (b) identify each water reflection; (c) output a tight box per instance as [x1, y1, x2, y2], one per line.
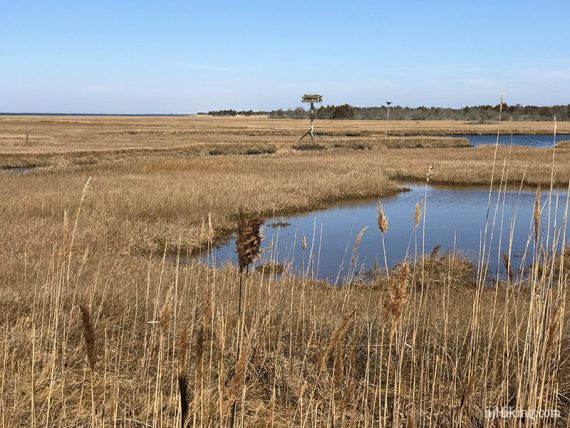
[206, 184, 569, 283]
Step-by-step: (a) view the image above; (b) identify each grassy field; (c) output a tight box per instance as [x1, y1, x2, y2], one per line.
[1, 116, 570, 426]
[1, 116, 568, 154]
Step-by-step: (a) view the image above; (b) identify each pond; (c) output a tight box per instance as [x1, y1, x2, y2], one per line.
[204, 184, 570, 283]
[455, 134, 569, 148]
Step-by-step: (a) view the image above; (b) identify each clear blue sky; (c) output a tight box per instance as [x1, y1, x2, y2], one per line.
[1, 0, 569, 113]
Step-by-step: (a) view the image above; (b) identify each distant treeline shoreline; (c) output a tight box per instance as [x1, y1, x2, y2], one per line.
[201, 104, 570, 121]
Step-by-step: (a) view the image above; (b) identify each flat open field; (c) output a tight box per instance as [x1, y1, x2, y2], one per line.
[2, 116, 570, 426]
[0, 115, 566, 154]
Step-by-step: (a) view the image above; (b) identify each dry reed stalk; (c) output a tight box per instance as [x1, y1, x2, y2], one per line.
[373, 257, 380, 277]
[458, 375, 475, 418]
[534, 187, 541, 246]
[79, 304, 96, 371]
[351, 227, 368, 266]
[545, 302, 562, 361]
[317, 310, 357, 372]
[178, 327, 190, 370]
[63, 208, 69, 243]
[66, 176, 92, 282]
[227, 330, 254, 411]
[377, 201, 390, 277]
[382, 263, 409, 328]
[159, 300, 172, 338]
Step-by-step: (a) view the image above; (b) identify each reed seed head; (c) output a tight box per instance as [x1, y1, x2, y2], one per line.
[236, 210, 264, 271]
[353, 227, 368, 253]
[377, 201, 388, 233]
[426, 164, 434, 183]
[80, 176, 92, 204]
[414, 202, 422, 228]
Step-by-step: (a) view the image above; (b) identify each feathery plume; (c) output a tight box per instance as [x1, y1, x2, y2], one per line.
[80, 176, 92, 204]
[426, 164, 434, 183]
[353, 227, 368, 253]
[377, 201, 388, 233]
[414, 202, 422, 228]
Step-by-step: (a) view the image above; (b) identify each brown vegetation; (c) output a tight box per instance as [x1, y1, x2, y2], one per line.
[1, 116, 570, 425]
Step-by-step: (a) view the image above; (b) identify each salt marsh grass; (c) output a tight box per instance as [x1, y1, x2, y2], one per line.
[0, 117, 570, 426]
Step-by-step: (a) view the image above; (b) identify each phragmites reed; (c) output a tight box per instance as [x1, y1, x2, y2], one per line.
[234, 209, 264, 426]
[80, 176, 92, 204]
[79, 304, 96, 371]
[426, 164, 434, 183]
[458, 376, 475, 417]
[351, 227, 368, 266]
[377, 201, 388, 233]
[236, 211, 264, 272]
[178, 327, 190, 370]
[502, 252, 514, 282]
[317, 310, 357, 372]
[534, 187, 541, 246]
[63, 208, 69, 242]
[382, 263, 409, 327]
[545, 302, 562, 361]
[353, 227, 368, 253]
[414, 202, 422, 228]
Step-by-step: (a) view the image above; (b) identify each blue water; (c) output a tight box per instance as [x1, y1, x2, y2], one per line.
[456, 134, 569, 148]
[205, 185, 570, 283]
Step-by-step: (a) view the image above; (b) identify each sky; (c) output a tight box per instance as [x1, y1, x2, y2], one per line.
[1, 0, 569, 113]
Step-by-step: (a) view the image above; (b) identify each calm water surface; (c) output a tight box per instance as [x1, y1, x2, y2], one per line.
[206, 185, 569, 283]
[456, 134, 569, 147]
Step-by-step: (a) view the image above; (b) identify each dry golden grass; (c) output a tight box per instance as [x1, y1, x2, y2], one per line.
[1, 116, 570, 426]
[0, 116, 474, 154]
[1, 115, 568, 151]
[1, 115, 565, 155]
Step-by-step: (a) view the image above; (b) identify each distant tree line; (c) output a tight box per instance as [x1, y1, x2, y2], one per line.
[197, 109, 268, 117]
[201, 104, 570, 121]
